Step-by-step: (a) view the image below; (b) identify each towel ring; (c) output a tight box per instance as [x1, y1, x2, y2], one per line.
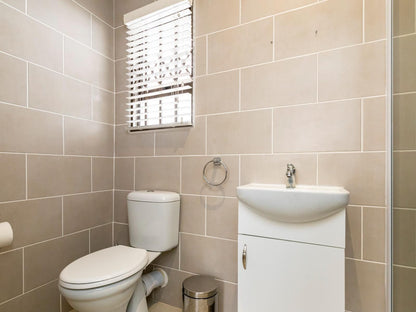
[203, 157, 228, 186]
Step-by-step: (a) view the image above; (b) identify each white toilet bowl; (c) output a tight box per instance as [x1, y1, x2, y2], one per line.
[59, 245, 151, 312]
[59, 190, 180, 312]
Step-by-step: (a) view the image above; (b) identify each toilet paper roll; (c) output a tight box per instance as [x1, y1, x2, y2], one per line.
[0, 222, 13, 248]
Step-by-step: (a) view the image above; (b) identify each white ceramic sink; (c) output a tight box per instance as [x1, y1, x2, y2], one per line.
[237, 183, 349, 223]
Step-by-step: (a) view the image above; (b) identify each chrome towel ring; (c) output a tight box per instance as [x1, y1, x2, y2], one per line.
[203, 157, 228, 186]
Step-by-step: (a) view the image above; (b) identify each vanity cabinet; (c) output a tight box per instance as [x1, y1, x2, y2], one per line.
[237, 185, 346, 312]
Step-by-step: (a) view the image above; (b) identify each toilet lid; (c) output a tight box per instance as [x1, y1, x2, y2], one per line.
[59, 245, 148, 290]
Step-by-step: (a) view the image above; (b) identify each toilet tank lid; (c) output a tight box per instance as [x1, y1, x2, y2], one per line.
[128, 190, 180, 202]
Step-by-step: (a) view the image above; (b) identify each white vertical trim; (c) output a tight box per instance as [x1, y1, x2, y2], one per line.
[386, 0, 393, 310]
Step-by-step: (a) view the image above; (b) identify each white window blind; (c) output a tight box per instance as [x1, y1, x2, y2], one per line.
[124, 0, 193, 131]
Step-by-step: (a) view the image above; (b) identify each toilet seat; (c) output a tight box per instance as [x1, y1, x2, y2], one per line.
[59, 245, 148, 290]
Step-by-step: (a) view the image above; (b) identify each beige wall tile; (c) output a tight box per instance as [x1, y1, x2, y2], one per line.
[0, 2, 62, 72]
[114, 0, 154, 27]
[393, 266, 416, 310]
[393, 209, 416, 266]
[393, 94, 416, 151]
[92, 88, 114, 124]
[319, 41, 386, 101]
[155, 117, 205, 156]
[115, 26, 128, 60]
[24, 231, 89, 291]
[208, 18, 273, 73]
[181, 234, 237, 282]
[27, 155, 91, 198]
[207, 110, 272, 154]
[363, 207, 385, 262]
[241, 55, 317, 110]
[0, 250, 22, 303]
[0, 104, 63, 154]
[0, 281, 59, 312]
[90, 223, 113, 252]
[114, 223, 130, 246]
[64, 117, 114, 157]
[207, 197, 238, 240]
[346, 259, 386, 312]
[135, 157, 180, 192]
[274, 100, 361, 152]
[363, 97, 386, 151]
[180, 195, 205, 235]
[241, 154, 317, 185]
[182, 156, 238, 197]
[393, 34, 416, 93]
[217, 281, 238, 312]
[63, 192, 112, 234]
[393, 0, 415, 36]
[153, 247, 180, 270]
[0, 52, 27, 106]
[115, 126, 154, 156]
[64, 38, 114, 91]
[365, 0, 386, 41]
[29, 64, 91, 119]
[61, 297, 73, 312]
[75, 0, 113, 26]
[92, 157, 113, 191]
[115, 59, 126, 92]
[242, 0, 315, 22]
[318, 153, 386, 206]
[115, 92, 128, 125]
[393, 152, 416, 208]
[275, 0, 362, 59]
[0, 154, 26, 202]
[346, 206, 361, 259]
[27, 0, 91, 45]
[0, 198, 61, 251]
[195, 37, 206, 76]
[92, 16, 114, 59]
[152, 267, 193, 308]
[2, 0, 25, 12]
[195, 0, 239, 36]
[195, 71, 239, 115]
[115, 158, 135, 190]
[114, 190, 130, 223]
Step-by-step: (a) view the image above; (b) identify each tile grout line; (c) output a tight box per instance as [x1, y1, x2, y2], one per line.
[26, 62, 29, 108]
[361, 99, 364, 152]
[361, 206, 364, 260]
[22, 247, 25, 293]
[25, 154, 28, 199]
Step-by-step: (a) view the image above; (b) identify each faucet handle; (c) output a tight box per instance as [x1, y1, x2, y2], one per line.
[287, 163, 296, 173]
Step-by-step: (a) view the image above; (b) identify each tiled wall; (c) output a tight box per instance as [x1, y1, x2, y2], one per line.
[0, 0, 115, 311]
[0, 0, 388, 311]
[114, 0, 388, 312]
[392, 0, 416, 310]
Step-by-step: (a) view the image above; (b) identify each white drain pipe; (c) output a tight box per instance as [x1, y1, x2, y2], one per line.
[127, 268, 169, 312]
[142, 268, 169, 296]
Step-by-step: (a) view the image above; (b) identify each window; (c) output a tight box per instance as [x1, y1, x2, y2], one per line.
[124, 0, 193, 131]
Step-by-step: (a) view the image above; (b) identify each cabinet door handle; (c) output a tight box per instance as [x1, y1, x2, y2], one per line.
[242, 244, 247, 270]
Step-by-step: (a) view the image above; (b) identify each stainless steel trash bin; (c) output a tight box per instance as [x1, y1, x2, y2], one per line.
[183, 275, 218, 312]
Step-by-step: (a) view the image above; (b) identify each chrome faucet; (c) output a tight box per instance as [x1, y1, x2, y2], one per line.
[286, 164, 296, 188]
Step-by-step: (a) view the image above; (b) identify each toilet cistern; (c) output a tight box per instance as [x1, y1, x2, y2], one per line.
[286, 163, 296, 188]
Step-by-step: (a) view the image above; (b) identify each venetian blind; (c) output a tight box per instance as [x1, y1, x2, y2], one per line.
[124, 0, 193, 131]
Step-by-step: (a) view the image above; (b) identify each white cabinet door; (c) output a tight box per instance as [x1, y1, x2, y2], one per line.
[238, 234, 344, 312]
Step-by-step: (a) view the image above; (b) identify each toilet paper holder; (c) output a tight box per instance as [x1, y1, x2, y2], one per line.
[0, 222, 13, 248]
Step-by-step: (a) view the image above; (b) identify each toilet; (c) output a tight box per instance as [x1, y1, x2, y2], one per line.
[59, 190, 180, 312]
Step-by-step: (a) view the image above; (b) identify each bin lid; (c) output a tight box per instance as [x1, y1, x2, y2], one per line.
[183, 275, 218, 299]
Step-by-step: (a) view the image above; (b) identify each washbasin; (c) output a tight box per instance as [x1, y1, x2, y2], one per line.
[237, 183, 349, 223]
